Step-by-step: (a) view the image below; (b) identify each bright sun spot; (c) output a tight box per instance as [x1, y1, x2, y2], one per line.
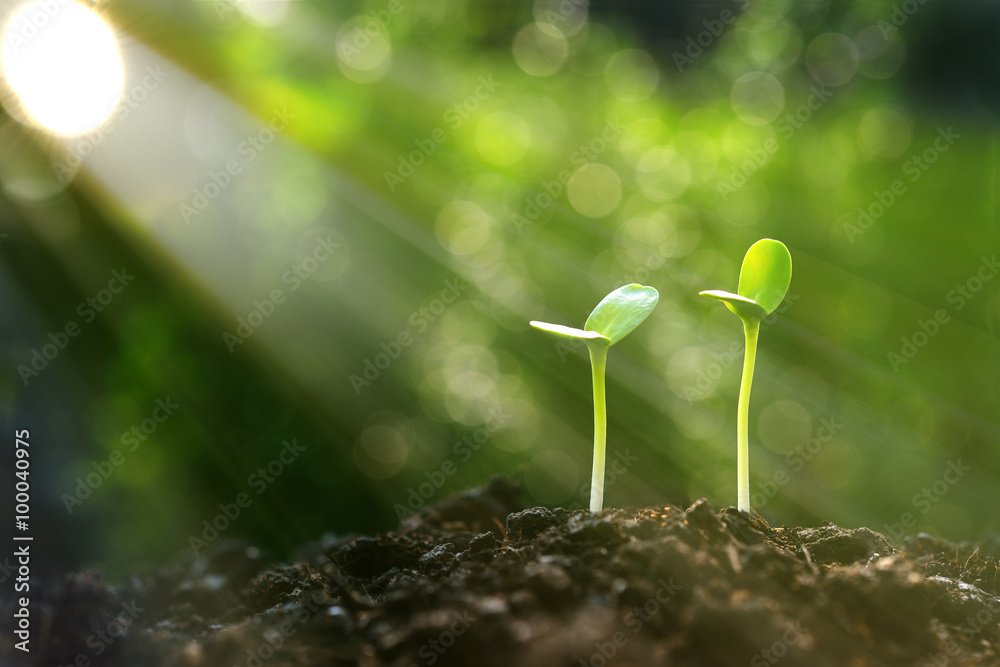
[1, 0, 124, 135]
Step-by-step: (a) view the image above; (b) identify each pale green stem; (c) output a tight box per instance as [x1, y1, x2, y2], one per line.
[587, 343, 609, 512]
[737, 318, 760, 513]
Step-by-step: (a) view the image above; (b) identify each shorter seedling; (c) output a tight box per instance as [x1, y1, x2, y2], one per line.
[699, 239, 791, 513]
[531, 284, 659, 512]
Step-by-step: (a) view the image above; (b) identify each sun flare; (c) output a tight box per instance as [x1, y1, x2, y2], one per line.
[1, 0, 124, 135]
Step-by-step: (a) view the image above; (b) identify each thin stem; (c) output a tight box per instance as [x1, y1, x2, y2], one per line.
[587, 343, 609, 512]
[737, 318, 760, 513]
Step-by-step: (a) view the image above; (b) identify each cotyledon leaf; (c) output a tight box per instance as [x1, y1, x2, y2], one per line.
[529, 321, 610, 343]
[736, 239, 792, 316]
[699, 239, 791, 321]
[584, 284, 660, 346]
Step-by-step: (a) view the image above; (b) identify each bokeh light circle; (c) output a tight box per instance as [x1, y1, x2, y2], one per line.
[476, 111, 530, 166]
[857, 105, 912, 160]
[435, 200, 496, 255]
[805, 33, 859, 86]
[856, 26, 906, 80]
[636, 148, 691, 202]
[730, 72, 785, 126]
[604, 49, 659, 101]
[741, 17, 803, 69]
[533, 0, 587, 37]
[353, 424, 410, 479]
[567, 163, 622, 218]
[336, 16, 393, 83]
[512, 23, 568, 77]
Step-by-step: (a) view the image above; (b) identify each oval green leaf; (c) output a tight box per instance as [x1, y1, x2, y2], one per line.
[698, 289, 767, 321]
[530, 321, 610, 342]
[737, 239, 791, 315]
[584, 284, 659, 346]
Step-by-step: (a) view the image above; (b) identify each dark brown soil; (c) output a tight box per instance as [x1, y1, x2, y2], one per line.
[6, 477, 1000, 667]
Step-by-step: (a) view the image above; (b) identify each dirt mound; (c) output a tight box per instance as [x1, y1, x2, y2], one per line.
[7, 476, 999, 667]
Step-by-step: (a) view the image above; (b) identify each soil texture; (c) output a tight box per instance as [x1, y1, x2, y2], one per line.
[6, 477, 1000, 667]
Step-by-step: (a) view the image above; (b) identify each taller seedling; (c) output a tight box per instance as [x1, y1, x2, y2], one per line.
[531, 284, 659, 512]
[699, 239, 791, 512]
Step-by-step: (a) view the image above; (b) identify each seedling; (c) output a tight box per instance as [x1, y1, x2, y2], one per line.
[531, 284, 659, 512]
[699, 239, 791, 513]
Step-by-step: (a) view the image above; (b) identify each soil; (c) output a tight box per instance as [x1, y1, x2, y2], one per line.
[6, 476, 1000, 667]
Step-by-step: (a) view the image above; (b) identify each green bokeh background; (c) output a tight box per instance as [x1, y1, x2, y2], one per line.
[2, 0, 999, 577]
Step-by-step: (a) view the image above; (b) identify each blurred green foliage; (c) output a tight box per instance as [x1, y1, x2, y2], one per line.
[3, 0, 1000, 575]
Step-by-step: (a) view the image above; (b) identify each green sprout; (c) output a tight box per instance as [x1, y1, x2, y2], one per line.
[531, 284, 659, 512]
[699, 239, 791, 513]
